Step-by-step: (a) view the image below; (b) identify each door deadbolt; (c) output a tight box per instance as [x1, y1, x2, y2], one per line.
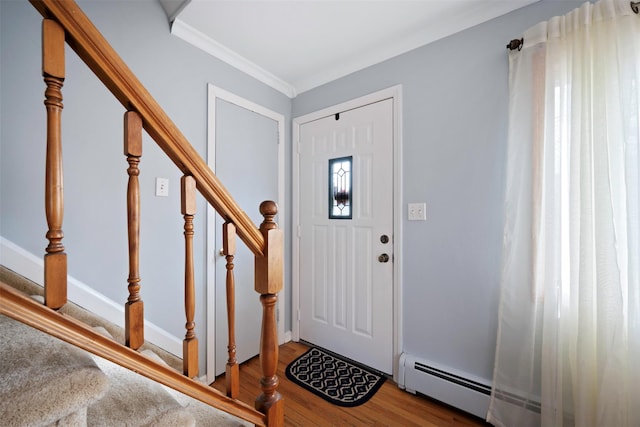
[378, 253, 390, 263]
[380, 234, 389, 244]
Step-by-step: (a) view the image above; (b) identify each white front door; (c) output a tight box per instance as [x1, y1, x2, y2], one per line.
[298, 98, 394, 374]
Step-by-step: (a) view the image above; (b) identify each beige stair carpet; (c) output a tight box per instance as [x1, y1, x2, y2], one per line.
[0, 266, 250, 426]
[86, 328, 195, 427]
[0, 314, 110, 426]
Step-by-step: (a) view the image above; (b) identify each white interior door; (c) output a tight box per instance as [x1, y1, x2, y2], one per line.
[209, 93, 280, 377]
[299, 98, 394, 374]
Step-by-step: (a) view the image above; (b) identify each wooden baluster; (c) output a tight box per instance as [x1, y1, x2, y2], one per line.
[223, 222, 239, 398]
[42, 19, 67, 310]
[181, 175, 198, 378]
[124, 111, 144, 349]
[254, 201, 284, 426]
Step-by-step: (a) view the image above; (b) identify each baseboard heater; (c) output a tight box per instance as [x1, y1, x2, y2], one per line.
[398, 353, 491, 419]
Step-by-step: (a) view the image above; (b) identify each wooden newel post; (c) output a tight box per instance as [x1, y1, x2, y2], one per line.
[254, 201, 284, 426]
[42, 19, 67, 309]
[124, 110, 144, 349]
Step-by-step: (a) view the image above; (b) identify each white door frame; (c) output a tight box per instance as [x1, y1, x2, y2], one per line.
[292, 85, 403, 381]
[206, 84, 286, 384]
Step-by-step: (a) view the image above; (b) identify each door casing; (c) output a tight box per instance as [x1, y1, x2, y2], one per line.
[292, 85, 403, 381]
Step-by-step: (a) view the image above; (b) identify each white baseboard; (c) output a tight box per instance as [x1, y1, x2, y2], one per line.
[0, 236, 182, 356]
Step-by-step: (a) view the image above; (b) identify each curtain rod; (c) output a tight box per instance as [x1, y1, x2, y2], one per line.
[507, 1, 639, 50]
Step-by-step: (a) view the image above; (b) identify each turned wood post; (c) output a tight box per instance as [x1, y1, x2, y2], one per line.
[254, 201, 284, 426]
[181, 175, 198, 378]
[124, 110, 144, 349]
[42, 19, 67, 310]
[223, 222, 239, 398]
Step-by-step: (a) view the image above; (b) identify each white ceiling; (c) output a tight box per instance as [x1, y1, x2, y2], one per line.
[165, 0, 538, 97]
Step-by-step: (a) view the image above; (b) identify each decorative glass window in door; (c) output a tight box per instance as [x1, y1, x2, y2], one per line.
[329, 156, 352, 219]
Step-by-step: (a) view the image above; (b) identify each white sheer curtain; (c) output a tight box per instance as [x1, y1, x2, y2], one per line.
[487, 1, 640, 426]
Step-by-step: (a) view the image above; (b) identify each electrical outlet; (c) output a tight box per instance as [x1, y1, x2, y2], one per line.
[408, 203, 426, 221]
[155, 177, 169, 197]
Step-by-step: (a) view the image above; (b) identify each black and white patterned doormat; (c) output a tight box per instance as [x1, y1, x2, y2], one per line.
[285, 347, 386, 407]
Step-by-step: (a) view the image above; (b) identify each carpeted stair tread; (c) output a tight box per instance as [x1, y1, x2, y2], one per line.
[0, 314, 110, 426]
[0, 266, 251, 426]
[87, 327, 196, 427]
[138, 348, 250, 427]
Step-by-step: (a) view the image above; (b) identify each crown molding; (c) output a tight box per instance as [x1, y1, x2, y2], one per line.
[171, 18, 297, 98]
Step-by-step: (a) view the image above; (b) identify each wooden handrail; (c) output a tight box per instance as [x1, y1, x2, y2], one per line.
[0, 282, 267, 426]
[29, 0, 265, 257]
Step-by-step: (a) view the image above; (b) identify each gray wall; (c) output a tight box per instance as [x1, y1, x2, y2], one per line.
[292, 0, 584, 381]
[0, 0, 292, 368]
[1, 0, 587, 386]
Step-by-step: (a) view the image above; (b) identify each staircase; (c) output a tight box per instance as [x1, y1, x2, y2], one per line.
[0, 266, 249, 426]
[1, 0, 284, 425]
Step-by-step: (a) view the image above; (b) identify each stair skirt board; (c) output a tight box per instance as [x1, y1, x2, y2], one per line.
[398, 353, 491, 419]
[0, 237, 182, 357]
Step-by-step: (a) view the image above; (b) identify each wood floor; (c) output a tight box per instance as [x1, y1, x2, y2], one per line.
[211, 341, 490, 426]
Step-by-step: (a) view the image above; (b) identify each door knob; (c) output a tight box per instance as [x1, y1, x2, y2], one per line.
[378, 253, 390, 263]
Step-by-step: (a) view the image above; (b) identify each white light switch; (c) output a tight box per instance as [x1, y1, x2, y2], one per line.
[155, 177, 169, 197]
[408, 203, 426, 221]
